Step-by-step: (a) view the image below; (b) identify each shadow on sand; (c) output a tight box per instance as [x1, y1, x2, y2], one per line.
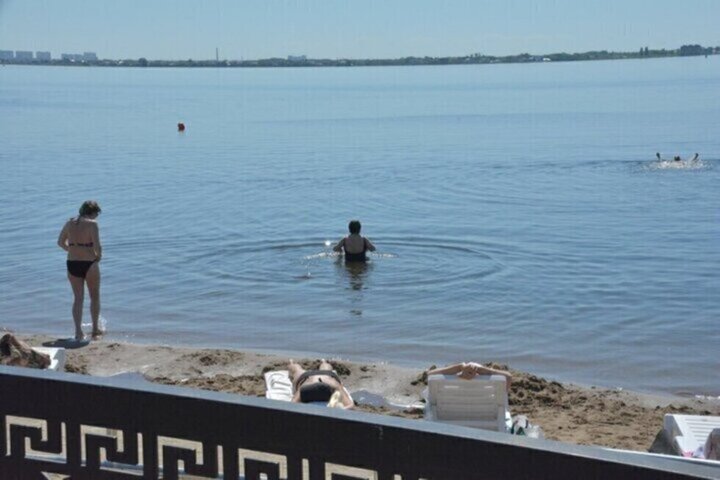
[42, 338, 90, 349]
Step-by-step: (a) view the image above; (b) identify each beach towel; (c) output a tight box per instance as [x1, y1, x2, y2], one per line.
[264, 370, 295, 402]
[352, 389, 425, 412]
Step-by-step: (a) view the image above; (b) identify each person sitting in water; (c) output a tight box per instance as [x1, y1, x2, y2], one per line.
[0, 333, 50, 369]
[427, 362, 513, 392]
[288, 359, 354, 409]
[657, 152, 700, 162]
[333, 220, 376, 262]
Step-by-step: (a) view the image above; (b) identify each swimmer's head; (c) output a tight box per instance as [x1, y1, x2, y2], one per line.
[674, 156, 681, 161]
[348, 220, 361, 235]
[79, 200, 101, 218]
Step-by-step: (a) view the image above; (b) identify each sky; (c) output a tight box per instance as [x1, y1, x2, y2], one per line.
[0, 0, 718, 60]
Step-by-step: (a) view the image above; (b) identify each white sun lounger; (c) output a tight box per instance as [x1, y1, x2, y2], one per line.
[32, 347, 66, 371]
[425, 374, 510, 432]
[664, 414, 720, 458]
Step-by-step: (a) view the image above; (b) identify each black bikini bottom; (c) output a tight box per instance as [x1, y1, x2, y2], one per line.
[295, 369, 341, 388]
[67, 260, 95, 279]
[344, 252, 367, 262]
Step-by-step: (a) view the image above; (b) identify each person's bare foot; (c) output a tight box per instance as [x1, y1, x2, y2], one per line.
[91, 329, 105, 340]
[75, 331, 86, 342]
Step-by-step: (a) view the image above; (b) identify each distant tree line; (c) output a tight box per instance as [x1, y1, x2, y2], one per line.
[2, 44, 718, 68]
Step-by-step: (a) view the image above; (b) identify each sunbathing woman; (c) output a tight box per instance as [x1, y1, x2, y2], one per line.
[333, 220, 376, 263]
[427, 362, 513, 391]
[288, 359, 354, 409]
[0, 333, 50, 369]
[57, 200, 103, 341]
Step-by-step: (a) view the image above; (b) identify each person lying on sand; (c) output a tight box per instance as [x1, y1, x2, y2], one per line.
[288, 359, 354, 409]
[427, 362, 513, 391]
[0, 333, 50, 369]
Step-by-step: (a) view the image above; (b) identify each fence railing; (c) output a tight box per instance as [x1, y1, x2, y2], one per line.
[0, 365, 716, 479]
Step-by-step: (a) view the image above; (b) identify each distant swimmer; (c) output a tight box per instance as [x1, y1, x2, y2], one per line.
[333, 220, 376, 262]
[656, 153, 699, 162]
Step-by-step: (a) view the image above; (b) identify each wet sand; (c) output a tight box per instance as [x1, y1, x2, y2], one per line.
[20, 334, 720, 452]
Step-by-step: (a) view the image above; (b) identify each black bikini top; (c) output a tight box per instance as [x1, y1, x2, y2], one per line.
[68, 242, 94, 247]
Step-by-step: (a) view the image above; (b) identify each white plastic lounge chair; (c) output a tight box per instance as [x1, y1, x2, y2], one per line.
[425, 374, 510, 432]
[264, 370, 353, 406]
[32, 347, 66, 371]
[664, 414, 720, 458]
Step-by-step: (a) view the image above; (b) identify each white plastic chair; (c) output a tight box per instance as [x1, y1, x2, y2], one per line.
[425, 374, 510, 432]
[664, 414, 720, 457]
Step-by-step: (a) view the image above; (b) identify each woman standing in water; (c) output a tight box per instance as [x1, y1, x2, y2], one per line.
[333, 220, 376, 262]
[57, 201, 103, 340]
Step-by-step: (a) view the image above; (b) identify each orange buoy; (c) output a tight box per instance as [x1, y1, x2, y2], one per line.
[177, 122, 185, 132]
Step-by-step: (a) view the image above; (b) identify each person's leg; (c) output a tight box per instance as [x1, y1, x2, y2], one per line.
[68, 273, 85, 340]
[287, 360, 306, 383]
[85, 263, 102, 338]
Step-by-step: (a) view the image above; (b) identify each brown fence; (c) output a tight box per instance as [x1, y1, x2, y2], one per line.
[0, 365, 716, 479]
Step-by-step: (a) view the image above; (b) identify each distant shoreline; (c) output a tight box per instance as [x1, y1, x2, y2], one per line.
[2, 44, 717, 69]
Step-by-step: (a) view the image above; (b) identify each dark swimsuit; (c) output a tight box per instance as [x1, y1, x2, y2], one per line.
[295, 369, 342, 388]
[343, 238, 369, 263]
[295, 370, 343, 403]
[67, 242, 95, 279]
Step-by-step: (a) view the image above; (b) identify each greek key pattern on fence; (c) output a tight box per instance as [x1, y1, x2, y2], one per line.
[1, 415, 426, 479]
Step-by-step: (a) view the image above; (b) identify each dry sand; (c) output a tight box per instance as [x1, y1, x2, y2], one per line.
[20, 334, 720, 453]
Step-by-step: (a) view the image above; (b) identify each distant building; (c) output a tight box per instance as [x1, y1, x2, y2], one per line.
[61, 53, 84, 61]
[15, 51, 34, 61]
[287, 55, 307, 62]
[83, 52, 98, 61]
[0, 50, 13, 60]
[679, 44, 704, 56]
[36, 51, 51, 61]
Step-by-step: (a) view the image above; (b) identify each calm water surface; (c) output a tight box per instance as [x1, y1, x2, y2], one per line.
[1, 57, 719, 396]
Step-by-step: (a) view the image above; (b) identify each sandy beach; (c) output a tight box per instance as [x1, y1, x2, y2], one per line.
[18, 334, 720, 453]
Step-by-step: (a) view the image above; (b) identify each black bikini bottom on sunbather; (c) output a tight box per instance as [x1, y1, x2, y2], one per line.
[295, 369, 341, 389]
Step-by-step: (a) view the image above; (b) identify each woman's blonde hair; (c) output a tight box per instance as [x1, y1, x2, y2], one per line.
[78, 200, 101, 217]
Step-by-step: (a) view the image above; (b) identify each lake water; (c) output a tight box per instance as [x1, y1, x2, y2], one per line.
[1, 57, 719, 397]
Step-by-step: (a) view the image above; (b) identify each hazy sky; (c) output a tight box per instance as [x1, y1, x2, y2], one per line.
[1, 0, 718, 60]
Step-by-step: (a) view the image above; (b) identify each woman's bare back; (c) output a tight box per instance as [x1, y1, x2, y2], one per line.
[59, 218, 101, 261]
